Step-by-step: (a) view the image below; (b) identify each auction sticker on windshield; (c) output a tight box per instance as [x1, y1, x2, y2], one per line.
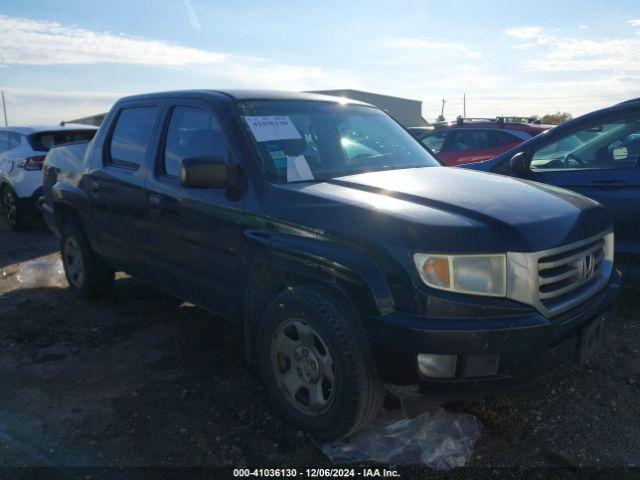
[244, 116, 302, 142]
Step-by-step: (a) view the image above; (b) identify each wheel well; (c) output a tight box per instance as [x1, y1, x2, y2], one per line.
[243, 262, 374, 365]
[53, 203, 82, 232]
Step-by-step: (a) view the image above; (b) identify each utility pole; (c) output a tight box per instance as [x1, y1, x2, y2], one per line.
[440, 98, 446, 120]
[1, 92, 7, 127]
[463, 93, 466, 118]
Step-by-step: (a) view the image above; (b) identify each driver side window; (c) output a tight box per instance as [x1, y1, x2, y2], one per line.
[531, 116, 640, 171]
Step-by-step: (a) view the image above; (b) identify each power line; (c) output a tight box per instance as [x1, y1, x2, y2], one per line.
[1, 92, 7, 127]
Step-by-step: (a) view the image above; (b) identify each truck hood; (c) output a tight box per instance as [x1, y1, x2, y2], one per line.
[272, 166, 611, 253]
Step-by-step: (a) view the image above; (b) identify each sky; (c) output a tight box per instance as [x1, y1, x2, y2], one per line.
[1, 0, 639, 125]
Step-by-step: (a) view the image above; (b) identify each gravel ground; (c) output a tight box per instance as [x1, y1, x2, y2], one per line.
[0, 216, 638, 476]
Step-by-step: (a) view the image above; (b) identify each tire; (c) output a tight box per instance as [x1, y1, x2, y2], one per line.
[257, 284, 385, 440]
[1, 185, 31, 231]
[60, 220, 114, 299]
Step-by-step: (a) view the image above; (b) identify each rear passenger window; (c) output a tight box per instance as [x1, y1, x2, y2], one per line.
[109, 107, 157, 168]
[449, 130, 491, 152]
[492, 130, 521, 147]
[163, 106, 227, 177]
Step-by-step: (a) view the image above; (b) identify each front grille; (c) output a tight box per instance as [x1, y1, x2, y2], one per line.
[506, 230, 613, 318]
[537, 237, 605, 304]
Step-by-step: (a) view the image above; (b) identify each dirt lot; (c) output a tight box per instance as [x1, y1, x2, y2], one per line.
[0, 216, 638, 474]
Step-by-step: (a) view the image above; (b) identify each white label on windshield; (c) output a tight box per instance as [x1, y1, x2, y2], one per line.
[244, 116, 302, 142]
[287, 155, 315, 182]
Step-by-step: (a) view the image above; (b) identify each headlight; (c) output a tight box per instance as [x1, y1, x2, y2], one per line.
[413, 253, 507, 297]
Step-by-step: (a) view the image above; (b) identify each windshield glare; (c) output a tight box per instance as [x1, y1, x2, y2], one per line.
[238, 100, 440, 183]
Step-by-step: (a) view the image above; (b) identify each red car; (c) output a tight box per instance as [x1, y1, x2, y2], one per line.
[409, 118, 551, 166]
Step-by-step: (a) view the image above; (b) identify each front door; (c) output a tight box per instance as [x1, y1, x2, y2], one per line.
[144, 101, 246, 320]
[528, 112, 640, 259]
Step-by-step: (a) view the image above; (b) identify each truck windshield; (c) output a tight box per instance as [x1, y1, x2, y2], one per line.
[238, 100, 440, 183]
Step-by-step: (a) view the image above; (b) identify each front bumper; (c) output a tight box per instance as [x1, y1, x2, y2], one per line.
[365, 270, 622, 400]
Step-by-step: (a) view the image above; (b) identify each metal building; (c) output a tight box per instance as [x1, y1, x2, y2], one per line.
[309, 89, 427, 127]
[64, 89, 428, 128]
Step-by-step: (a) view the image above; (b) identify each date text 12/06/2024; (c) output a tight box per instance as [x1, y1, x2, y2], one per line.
[233, 468, 400, 477]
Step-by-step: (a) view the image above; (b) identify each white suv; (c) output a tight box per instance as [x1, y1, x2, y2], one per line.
[0, 125, 97, 230]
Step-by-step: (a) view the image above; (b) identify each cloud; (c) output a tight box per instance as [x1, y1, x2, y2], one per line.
[629, 19, 640, 27]
[525, 37, 640, 72]
[578, 25, 589, 30]
[505, 26, 553, 49]
[388, 38, 481, 58]
[505, 26, 544, 39]
[504, 25, 640, 72]
[0, 15, 225, 66]
[184, 0, 202, 31]
[0, 15, 356, 90]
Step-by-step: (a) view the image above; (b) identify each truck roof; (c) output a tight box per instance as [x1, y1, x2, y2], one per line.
[118, 89, 374, 106]
[0, 124, 98, 135]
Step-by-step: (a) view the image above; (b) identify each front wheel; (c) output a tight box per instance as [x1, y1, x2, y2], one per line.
[61, 221, 114, 299]
[258, 285, 384, 440]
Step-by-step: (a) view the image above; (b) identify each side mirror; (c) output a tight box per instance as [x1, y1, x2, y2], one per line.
[509, 151, 530, 178]
[180, 156, 238, 189]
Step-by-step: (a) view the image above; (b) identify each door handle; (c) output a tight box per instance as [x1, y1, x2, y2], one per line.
[589, 180, 628, 189]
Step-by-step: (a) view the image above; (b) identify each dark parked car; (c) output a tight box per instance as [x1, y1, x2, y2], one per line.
[42, 90, 619, 439]
[462, 99, 640, 285]
[409, 118, 550, 166]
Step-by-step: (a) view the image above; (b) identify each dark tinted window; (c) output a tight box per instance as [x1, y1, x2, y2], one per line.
[492, 130, 521, 147]
[31, 130, 96, 151]
[449, 130, 491, 152]
[0, 132, 9, 153]
[109, 107, 157, 168]
[163, 106, 227, 177]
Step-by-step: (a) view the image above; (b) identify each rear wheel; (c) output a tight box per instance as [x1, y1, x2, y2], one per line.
[61, 220, 114, 299]
[258, 285, 384, 440]
[1, 185, 31, 231]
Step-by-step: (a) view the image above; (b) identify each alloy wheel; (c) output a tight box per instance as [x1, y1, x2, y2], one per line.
[63, 237, 85, 287]
[2, 189, 17, 227]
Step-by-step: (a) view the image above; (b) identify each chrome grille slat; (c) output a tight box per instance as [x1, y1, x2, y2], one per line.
[539, 263, 603, 299]
[538, 268, 579, 286]
[538, 240, 604, 270]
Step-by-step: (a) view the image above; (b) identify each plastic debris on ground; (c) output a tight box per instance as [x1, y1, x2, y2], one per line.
[321, 408, 482, 470]
[16, 258, 67, 288]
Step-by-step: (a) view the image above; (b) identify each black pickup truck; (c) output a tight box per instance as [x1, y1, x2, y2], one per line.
[43, 90, 620, 439]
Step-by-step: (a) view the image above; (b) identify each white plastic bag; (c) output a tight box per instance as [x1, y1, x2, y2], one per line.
[322, 408, 482, 469]
[16, 258, 67, 288]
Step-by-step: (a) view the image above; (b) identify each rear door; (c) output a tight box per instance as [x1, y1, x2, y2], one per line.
[528, 111, 640, 257]
[89, 104, 162, 278]
[144, 100, 246, 320]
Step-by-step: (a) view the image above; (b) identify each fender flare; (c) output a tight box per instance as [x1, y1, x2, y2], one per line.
[242, 229, 395, 363]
